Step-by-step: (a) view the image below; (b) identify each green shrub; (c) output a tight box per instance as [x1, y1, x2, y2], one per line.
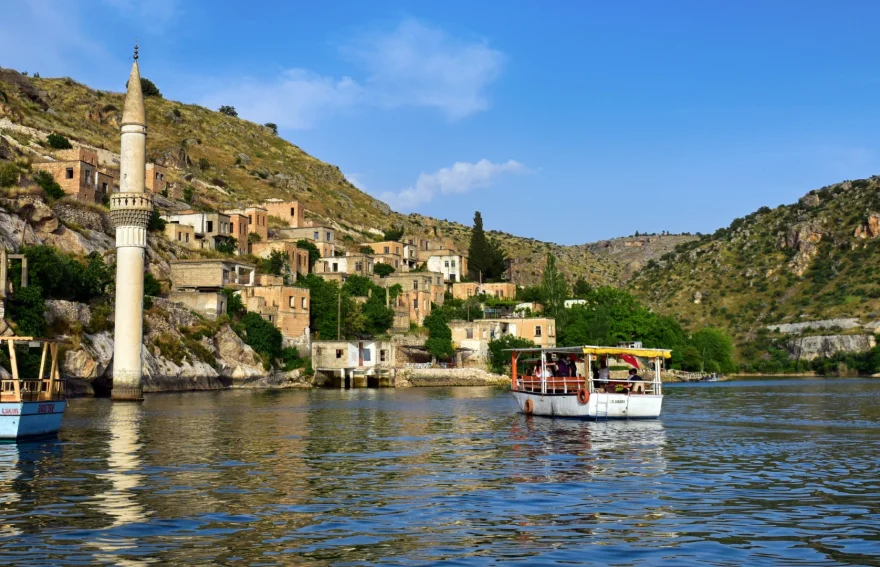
[147, 210, 166, 231]
[34, 170, 65, 200]
[0, 162, 18, 188]
[215, 237, 238, 255]
[488, 335, 536, 374]
[7, 285, 46, 337]
[281, 347, 305, 371]
[140, 77, 161, 97]
[144, 272, 162, 297]
[47, 133, 72, 149]
[183, 186, 194, 202]
[86, 302, 113, 334]
[20, 246, 111, 302]
[222, 288, 245, 319]
[218, 105, 238, 117]
[264, 123, 278, 135]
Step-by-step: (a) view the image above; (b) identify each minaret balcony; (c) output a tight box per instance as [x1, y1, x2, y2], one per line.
[110, 192, 153, 229]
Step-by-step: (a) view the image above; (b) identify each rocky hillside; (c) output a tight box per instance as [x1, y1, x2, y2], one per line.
[0, 67, 617, 287]
[630, 178, 880, 346]
[585, 234, 698, 283]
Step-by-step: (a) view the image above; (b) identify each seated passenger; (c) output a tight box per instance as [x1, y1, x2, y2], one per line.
[556, 357, 570, 378]
[628, 368, 645, 393]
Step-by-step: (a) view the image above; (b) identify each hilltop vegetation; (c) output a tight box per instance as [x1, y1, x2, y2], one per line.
[630, 177, 880, 364]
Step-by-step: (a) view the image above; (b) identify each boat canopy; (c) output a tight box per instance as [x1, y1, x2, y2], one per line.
[581, 346, 672, 359]
[503, 345, 672, 359]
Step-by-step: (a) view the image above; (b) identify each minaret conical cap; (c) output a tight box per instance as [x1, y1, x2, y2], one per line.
[121, 61, 146, 126]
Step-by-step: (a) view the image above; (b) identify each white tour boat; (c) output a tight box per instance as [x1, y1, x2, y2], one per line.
[0, 337, 68, 440]
[507, 345, 672, 420]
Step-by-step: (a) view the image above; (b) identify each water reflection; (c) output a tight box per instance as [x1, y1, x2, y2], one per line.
[0, 382, 875, 566]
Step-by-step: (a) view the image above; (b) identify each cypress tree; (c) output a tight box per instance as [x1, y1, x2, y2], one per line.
[467, 211, 508, 282]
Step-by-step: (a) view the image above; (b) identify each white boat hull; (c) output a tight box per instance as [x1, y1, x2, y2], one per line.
[512, 390, 662, 419]
[0, 400, 67, 440]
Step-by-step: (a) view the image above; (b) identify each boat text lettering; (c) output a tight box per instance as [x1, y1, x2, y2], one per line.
[37, 404, 55, 414]
[1, 408, 20, 415]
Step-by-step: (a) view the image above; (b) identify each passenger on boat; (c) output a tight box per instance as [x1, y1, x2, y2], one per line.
[627, 368, 645, 394]
[556, 357, 570, 377]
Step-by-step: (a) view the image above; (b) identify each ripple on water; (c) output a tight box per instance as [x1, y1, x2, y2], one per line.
[0, 381, 877, 566]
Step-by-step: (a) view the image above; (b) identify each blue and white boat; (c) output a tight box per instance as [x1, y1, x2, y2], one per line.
[0, 337, 68, 440]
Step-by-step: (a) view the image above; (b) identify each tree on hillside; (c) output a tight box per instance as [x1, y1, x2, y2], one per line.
[691, 328, 736, 373]
[374, 263, 395, 277]
[296, 240, 320, 270]
[140, 78, 161, 97]
[0, 163, 18, 188]
[572, 278, 592, 298]
[46, 133, 72, 149]
[540, 253, 568, 318]
[34, 171, 65, 200]
[467, 211, 507, 282]
[359, 245, 375, 255]
[218, 105, 238, 117]
[264, 122, 278, 135]
[383, 227, 404, 241]
[423, 308, 455, 361]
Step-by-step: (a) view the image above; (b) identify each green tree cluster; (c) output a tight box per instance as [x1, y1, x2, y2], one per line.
[540, 253, 569, 318]
[239, 312, 282, 369]
[423, 307, 455, 360]
[299, 274, 396, 340]
[342, 275, 396, 337]
[487, 335, 536, 374]
[20, 246, 112, 302]
[374, 263, 395, 277]
[147, 209, 166, 232]
[215, 236, 238, 256]
[383, 227, 404, 241]
[218, 105, 238, 117]
[467, 211, 507, 282]
[260, 249, 288, 276]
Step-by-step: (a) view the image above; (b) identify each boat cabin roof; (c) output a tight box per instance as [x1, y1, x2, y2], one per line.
[504, 345, 672, 359]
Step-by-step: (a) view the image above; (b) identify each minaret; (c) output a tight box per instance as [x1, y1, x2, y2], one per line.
[110, 45, 153, 401]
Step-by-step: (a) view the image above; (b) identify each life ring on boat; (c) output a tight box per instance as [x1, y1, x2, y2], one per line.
[577, 388, 589, 405]
[523, 398, 534, 414]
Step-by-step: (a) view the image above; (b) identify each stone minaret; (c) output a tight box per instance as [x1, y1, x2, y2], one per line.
[110, 46, 153, 401]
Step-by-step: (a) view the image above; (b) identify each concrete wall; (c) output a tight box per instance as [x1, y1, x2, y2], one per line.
[170, 261, 256, 290]
[169, 290, 226, 319]
[164, 223, 197, 249]
[452, 282, 516, 300]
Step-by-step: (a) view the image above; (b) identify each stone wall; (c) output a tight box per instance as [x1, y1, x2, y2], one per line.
[52, 200, 114, 235]
[397, 367, 509, 388]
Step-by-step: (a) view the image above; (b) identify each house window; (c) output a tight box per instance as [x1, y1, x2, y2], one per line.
[326, 232, 331, 241]
[363, 349, 371, 362]
[313, 231, 319, 240]
[332, 263, 338, 272]
[336, 349, 343, 359]
[535, 325, 542, 337]
[444, 261, 449, 268]
[185, 233, 189, 243]
[413, 299, 418, 309]
[206, 221, 214, 233]
[355, 262, 362, 272]
[289, 297, 296, 308]
[549, 325, 555, 337]
[395, 247, 400, 254]
[290, 207, 295, 216]
[177, 233, 181, 241]
[102, 182, 108, 192]
[395, 260, 399, 267]
[451, 261, 456, 268]
[302, 297, 307, 309]
[466, 328, 474, 339]
[249, 215, 253, 224]
[380, 350, 386, 362]
[383, 246, 390, 254]
[230, 222, 235, 233]
[65, 168, 74, 179]
[413, 281, 418, 290]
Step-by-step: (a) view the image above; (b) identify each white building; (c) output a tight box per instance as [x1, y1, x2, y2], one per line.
[426, 251, 467, 283]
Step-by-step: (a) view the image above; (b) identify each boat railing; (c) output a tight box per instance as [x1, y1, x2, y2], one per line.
[0, 378, 66, 402]
[515, 376, 660, 395]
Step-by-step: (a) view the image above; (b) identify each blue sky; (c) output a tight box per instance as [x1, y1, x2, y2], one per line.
[2, 1, 879, 244]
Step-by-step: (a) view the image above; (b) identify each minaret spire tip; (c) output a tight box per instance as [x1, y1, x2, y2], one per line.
[133, 41, 139, 62]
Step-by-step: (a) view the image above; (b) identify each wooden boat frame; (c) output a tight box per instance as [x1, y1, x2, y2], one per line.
[0, 336, 68, 403]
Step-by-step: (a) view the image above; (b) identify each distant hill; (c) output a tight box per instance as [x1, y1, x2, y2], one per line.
[0, 67, 618, 287]
[629, 178, 880, 346]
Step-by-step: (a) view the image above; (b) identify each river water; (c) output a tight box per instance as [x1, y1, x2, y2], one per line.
[0, 378, 878, 566]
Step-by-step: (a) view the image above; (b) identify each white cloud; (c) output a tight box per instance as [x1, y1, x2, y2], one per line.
[381, 159, 528, 209]
[202, 19, 505, 129]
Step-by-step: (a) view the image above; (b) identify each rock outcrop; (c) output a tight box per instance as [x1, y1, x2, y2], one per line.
[767, 318, 863, 334]
[787, 334, 877, 361]
[854, 213, 880, 240]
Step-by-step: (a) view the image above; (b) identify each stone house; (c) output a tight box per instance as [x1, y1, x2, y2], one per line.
[35, 148, 109, 203]
[161, 210, 233, 251]
[224, 206, 268, 242]
[311, 339, 396, 387]
[275, 226, 336, 257]
[239, 285, 311, 342]
[227, 212, 250, 255]
[452, 282, 517, 300]
[262, 198, 304, 227]
[449, 317, 557, 368]
[315, 254, 373, 277]
[144, 163, 168, 194]
[251, 240, 311, 277]
[163, 222, 197, 249]
[169, 259, 256, 319]
[374, 271, 445, 327]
